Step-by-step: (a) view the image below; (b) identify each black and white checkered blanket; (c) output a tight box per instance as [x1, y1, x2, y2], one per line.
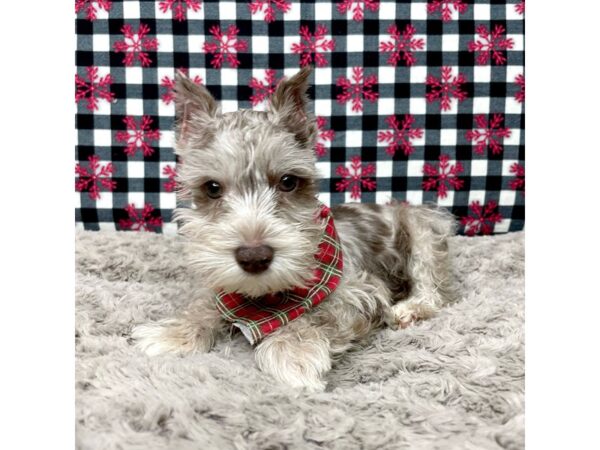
[75, 0, 525, 235]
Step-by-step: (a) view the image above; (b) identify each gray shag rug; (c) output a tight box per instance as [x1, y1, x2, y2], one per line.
[75, 230, 524, 450]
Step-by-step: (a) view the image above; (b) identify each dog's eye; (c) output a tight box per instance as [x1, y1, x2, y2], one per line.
[278, 175, 299, 192]
[204, 180, 223, 199]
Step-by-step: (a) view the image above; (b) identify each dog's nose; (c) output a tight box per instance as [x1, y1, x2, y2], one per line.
[235, 245, 274, 274]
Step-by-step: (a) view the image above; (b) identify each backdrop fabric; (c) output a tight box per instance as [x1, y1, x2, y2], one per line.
[75, 0, 525, 235]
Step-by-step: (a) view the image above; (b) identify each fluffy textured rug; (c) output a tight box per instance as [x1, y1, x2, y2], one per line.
[75, 230, 524, 450]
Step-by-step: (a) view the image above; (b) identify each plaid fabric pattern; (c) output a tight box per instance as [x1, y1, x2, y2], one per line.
[75, 0, 525, 235]
[214, 204, 343, 344]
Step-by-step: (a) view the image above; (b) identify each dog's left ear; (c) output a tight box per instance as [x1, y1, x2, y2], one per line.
[269, 66, 318, 148]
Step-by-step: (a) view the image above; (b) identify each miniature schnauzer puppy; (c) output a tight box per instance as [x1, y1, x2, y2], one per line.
[132, 67, 456, 390]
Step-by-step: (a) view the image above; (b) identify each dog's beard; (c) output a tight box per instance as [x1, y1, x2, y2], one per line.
[175, 192, 323, 298]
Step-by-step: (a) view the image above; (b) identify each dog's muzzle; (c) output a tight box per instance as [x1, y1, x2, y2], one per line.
[235, 244, 274, 274]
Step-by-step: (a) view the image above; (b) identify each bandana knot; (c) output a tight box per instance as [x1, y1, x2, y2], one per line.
[214, 204, 343, 344]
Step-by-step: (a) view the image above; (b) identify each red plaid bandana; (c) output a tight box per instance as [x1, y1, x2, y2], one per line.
[214, 204, 343, 344]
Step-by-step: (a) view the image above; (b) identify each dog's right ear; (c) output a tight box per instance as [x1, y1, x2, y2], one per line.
[174, 71, 219, 147]
[269, 66, 317, 148]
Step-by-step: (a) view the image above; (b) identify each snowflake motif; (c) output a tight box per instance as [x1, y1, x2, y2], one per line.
[291, 25, 335, 67]
[336, 0, 380, 21]
[425, 66, 468, 112]
[427, 0, 468, 22]
[115, 116, 161, 157]
[119, 203, 163, 232]
[514, 74, 525, 103]
[515, 0, 525, 15]
[336, 67, 378, 113]
[163, 165, 178, 192]
[509, 163, 525, 193]
[249, 69, 282, 107]
[159, 0, 202, 21]
[422, 154, 464, 199]
[335, 156, 376, 200]
[75, 155, 117, 201]
[315, 116, 335, 158]
[161, 69, 203, 105]
[461, 200, 503, 236]
[468, 25, 514, 65]
[113, 24, 159, 67]
[466, 114, 511, 155]
[377, 115, 424, 157]
[203, 25, 248, 69]
[75, 66, 115, 111]
[379, 24, 425, 67]
[75, 0, 112, 21]
[249, 0, 291, 23]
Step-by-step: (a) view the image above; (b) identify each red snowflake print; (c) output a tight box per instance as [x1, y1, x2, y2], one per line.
[468, 25, 514, 65]
[75, 0, 112, 21]
[514, 74, 525, 103]
[75, 66, 115, 111]
[249, 69, 282, 106]
[291, 25, 335, 68]
[461, 200, 503, 236]
[119, 203, 163, 232]
[115, 116, 161, 157]
[426, 66, 468, 112]
[466, 114, 511, 155]
[203, 25, 248, 69]
[336, 67, 378, 113]
[336, 156, 376, 200]
[509, 162, 525, 193]
[159, 0, 202, 21]
[163, 165, 178, 192]
[336, 0, 380, 21]
[377, 115, 424, 157]
[161, 69, 203, 105]
[515, 0, 525, 15]
[75, 155, 117, 201]
[248, 0, 291, 23]
[427, 0, 468, 22]
[422, 154, 464, 199]
[379, 24, 425, 67]
[113, 24, 159, 67]
[315, 116, 335, 158]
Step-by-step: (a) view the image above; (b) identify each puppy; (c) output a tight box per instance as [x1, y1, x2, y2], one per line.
[132, 67, 456, 390]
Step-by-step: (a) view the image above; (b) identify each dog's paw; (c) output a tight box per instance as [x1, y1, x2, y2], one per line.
[391, 308, 419, 330]
[131, 319, 213, 356]
[386, 302, 436, 331]
[255, 333, 330, 392]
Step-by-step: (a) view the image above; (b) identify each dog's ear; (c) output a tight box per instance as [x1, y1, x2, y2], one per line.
[269, 66, 318, 148]
[174, 71, 219, 147]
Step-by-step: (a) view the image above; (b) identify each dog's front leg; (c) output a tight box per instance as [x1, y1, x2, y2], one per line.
[254, 319, 331, 391]
[131, 291, 226, 356]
